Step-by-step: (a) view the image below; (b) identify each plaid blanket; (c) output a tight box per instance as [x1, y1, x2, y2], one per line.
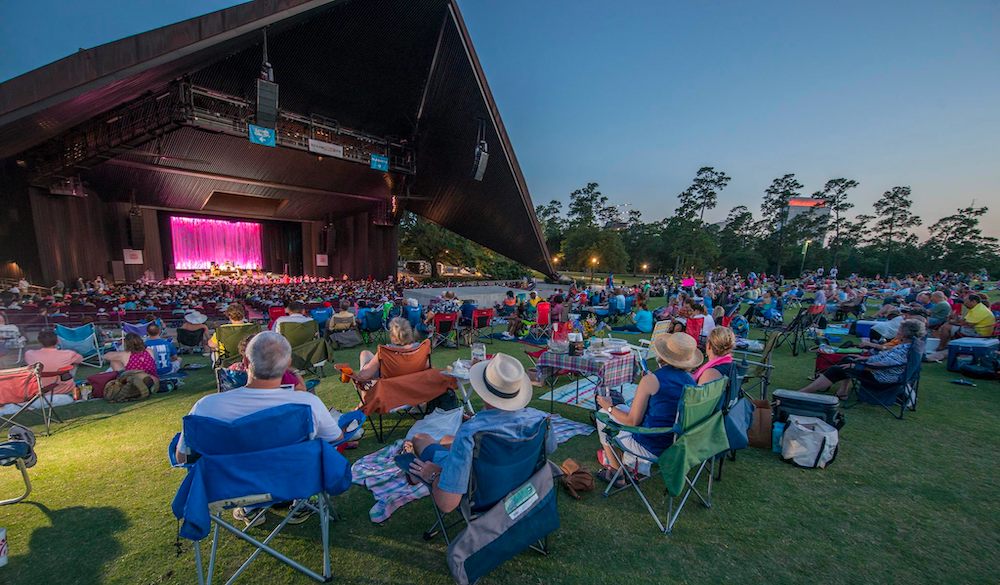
[350, 410, 594, 523]
[537, 351, 634, 389]
[539, 380, 638, 410]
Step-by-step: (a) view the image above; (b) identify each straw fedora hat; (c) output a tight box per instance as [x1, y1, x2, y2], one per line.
[468, 353, 533, 411]
[184, 310, 208, 325]
[651, 333, 704, 371]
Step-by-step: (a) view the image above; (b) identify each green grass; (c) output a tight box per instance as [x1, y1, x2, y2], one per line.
[2, 300, 999, 585]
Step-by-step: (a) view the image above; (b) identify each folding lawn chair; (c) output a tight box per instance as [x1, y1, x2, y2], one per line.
[121, 320, 151, 342]
[215, 367, 248, 392]
[212, 323, 261, 368]
[0, 363, 65, 436]
[177, 328, 206, 355]
[462, 308, 495, 346]
[733, 333, 778, 400]
[597, 377, 729, 534]
[349, 340, 455, 442]
[527, 302, 552, 339]
[267, 306, 286, 329]
[421, 418, 558, 584]
[359, 310, 387, 345]
[1, 426, 36, 506]
[55, 323, 105, 368]
[846, 336, 924, 419]
[278, 320, 329, 378]
[169, 403, 351, 584]
[771, 307, 813, 357]
[431, 312, 458, 348]
[635, 320, 673, 365]
[309, 307, 333, 331]
[684, 317, 705, 346]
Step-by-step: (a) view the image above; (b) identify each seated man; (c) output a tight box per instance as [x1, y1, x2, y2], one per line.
[24, 329, 83, 394]
[936, 293, 996, 349]
[405, 353, 555, 514]
[927, 291, 952, 330]
[175, 332, 353, 526]
[145, 323, 181, 377]
[272, 300, 314, 332]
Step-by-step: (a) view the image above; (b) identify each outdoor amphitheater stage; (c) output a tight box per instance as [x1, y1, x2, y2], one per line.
[402, 284, 569, 308]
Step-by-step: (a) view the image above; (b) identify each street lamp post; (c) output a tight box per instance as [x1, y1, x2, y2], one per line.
[799, 239, 812, 277]
[590, 256, 599, 284]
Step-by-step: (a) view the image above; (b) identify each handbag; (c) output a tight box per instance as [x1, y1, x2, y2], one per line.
[558, 458, 595, 499]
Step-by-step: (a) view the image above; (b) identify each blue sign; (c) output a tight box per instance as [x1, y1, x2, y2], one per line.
[370, 153, 389, 172]
[248, 124, 276, 147]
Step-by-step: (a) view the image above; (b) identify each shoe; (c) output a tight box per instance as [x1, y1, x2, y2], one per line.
[232, 507, 267, 528]
[286, 500, 315, 525]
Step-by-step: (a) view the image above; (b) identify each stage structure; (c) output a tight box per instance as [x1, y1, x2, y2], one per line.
[0, 0, 554, 284]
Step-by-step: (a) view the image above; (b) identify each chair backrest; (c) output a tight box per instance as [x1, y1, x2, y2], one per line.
[330, 314, 356, 331]
[216, 323, 262, 359]
[468, 417, 549, 513]
[55, 323, 98, 356]
[434, 312, 457, 334]
[904, 337, 926, 386]
[279, 320, 319, 348]
[650, 319, 671, 342]
[673, 377, 727, 435]
[535, 302, 551, 326]
[176, 327, 205, 347]
[460, 302, 478, 320]
[122, 321, 151, 338]
[406, 306, 423, 329]
[471, 308, 493, 328]
[362, 310, 384, 332]
[183, 403, 313, 456]
[379, 339, 432, 378]
[268, 306, 286, 326]
[684, 317, 704, 340]
[310, 308, 333, 329]
[0, 363, 42, 405]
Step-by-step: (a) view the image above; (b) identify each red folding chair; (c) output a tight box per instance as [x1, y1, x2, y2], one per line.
[528, 302, 552, 339]
[0, 363, 65, 436]
[431, 312, 459, 348]
[268, 306, 286, 329]
[464, 308, 495, 345]
[684, 317, 705, 344]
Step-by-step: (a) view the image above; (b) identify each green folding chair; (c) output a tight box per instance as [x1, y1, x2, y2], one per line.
[212, 323, 261, 368]
[597, 377, 729, 534]
[278, 320, 329, 378]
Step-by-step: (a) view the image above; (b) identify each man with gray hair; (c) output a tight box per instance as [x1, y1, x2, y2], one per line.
[174, 332, 345, 526]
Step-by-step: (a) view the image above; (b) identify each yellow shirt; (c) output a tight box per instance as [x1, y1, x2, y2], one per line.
[965, 303, 996, 336]
[529, 297, 541, 307]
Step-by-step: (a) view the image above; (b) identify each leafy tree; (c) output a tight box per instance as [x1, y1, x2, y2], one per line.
[659, 216, 720, 272]
[567, 182, 610, 228]
[561, 225, 628, 272]
[923, 206, 998, 272]
[534, 199, 566, 252]
[813, 178, 859, 266]
[677, 166, 731, 221]
[760, 173, 804, 275]
[872, 186, 921, 275]
[398, 212, 474, 278]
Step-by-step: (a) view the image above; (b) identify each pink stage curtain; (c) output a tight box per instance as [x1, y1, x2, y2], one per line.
[170, 216, 263, 270]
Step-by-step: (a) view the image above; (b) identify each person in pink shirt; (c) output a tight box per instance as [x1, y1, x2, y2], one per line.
[104, 333, 158, 378]
[24, 329, 83, 394]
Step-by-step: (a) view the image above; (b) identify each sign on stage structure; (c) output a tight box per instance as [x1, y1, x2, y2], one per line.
[248, 124, 277, 147]
[316, 254, 329, 267]
[123, 249, 144, 265]
[308, 138, 344, 158]
[370, 153, 389, 172]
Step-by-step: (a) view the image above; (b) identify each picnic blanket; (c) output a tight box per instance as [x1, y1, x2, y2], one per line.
[539, 380, 638, 410]
[350, 409, 594, 523]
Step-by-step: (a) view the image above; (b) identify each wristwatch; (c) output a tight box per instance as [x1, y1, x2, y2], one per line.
[606, 405, 614, 415]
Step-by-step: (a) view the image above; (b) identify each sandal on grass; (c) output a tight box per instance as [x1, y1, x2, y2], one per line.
[596, 467, 628, 489]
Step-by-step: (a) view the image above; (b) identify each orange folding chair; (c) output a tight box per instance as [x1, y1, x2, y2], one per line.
[463, 308, 495, 345]
[0, 363, 66, 436]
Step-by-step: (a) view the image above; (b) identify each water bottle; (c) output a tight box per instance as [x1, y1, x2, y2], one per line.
[772, 421, 786, 454]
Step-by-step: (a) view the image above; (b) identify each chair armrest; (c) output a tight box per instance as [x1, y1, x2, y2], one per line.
[595, 411, 675, 436]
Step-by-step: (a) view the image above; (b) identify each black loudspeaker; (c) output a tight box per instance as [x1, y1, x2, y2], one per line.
[128, 213, 145, 249]
[257, 79, 279, 128]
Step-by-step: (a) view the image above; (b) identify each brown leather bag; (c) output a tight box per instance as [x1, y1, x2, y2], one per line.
[559, 458, 595, 499]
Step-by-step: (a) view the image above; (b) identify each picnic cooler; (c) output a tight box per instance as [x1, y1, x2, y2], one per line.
[853, 320, 877, 338]
[772, 389, 844, 430]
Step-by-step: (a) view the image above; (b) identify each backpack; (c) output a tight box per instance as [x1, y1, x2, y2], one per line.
[104, 370, 157, 403]
[959, 354, 1000, 380]
[780, 415, 839, 469]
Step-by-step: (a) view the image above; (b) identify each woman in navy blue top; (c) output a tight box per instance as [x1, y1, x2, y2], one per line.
[596, 333, 702, 485]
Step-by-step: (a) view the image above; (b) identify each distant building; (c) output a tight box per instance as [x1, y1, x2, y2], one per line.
[784, 197, 831, 226]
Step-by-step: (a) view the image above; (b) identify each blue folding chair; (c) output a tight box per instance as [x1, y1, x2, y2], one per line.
[122, 321, 151, 340]
[54, 323, 104, 368]
[309, 308, 333, 331]
[359, 310, 387, 344]
[169, 403, 351, 584]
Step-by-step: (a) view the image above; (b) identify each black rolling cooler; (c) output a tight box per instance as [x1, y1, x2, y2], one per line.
[772, 389, 845, 429]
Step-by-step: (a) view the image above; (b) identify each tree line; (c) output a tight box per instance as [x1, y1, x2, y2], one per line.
[534, 168, 999, 277]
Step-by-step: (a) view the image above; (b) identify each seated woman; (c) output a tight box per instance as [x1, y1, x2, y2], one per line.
[501, 300, 535, 340]
[612, 301, 654, 333]
[693, 326, 735, 384]
[595, 333, 702, 486]
[207, 303, 248, 354]
[228, 333, 306, 391]
[328, 299, 357, 331]
[23, 329, 83, 394]
[497, 290, 518, 317]
[355, 317, 420, 382]
[797, 319, 924, 399]
[177, 310, 210, 352]
[104, 333, 159, 378]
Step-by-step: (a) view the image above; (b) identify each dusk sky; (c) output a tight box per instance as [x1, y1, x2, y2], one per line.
[2, 0, 997, 237]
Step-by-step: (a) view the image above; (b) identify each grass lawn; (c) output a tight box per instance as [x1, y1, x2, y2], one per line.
[2, 298, 999, 585]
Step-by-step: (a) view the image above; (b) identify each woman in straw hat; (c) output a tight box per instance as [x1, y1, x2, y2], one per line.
[595, 332, 701, 486]
[405, 353, 555, 513]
